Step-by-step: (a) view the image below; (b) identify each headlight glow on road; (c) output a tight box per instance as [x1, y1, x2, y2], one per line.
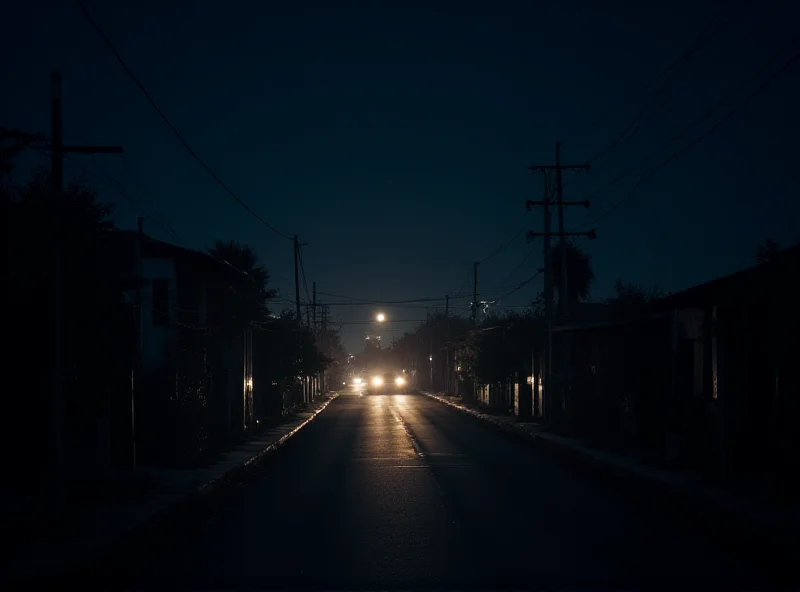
[395, 377, 405, 386]
[372, 376, 383, 386]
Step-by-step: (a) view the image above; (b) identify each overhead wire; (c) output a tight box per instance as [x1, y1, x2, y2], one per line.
[118, 153, 181, 240]
[80, 153, 182, 244]
[560, 1, 749, 196]
[76, 0, 294, 242]
[580, 5, 732, 167]
[568, 31, 800, 228]
[493, 269, 543, 301]
[476, 211, 531, 264]
[572, 48, 800, 230]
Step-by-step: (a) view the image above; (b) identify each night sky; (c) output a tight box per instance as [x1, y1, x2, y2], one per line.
[4, 0, 799, 351]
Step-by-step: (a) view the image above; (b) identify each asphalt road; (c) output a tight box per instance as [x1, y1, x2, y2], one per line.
[127, 392, 773, 590]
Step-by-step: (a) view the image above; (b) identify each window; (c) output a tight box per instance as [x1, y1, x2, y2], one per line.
[152, 278, 169, 326]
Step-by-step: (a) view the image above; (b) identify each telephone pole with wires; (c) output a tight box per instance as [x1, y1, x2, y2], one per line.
[528, 144, 594, 424]
[293, 235, 308, 324]
[312, 282, 317, 333]
[320, 304, 328, 393]
[47, 70, 124, 520]
[529, 142, 591, 320]
[472, 262, 479, 325]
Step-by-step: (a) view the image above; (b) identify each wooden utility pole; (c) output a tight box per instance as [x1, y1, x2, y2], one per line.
[312, 282, 317, 333]
[444, 294, 450, 394]
[528, 144, 592, 424]
[49, 70, 123, 518]
[320, 304, 327, 393]
[529, 142, 591, 319]
[293, 235, 302, 323]
[132, 216, 144, 474]
[472, 262, 479, 325]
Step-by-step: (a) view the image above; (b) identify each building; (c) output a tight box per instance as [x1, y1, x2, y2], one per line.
[113, 228, 254, 467]
[553, 245, 799, 489]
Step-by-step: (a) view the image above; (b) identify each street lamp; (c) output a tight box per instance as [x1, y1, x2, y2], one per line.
[376, 312, 385, 323]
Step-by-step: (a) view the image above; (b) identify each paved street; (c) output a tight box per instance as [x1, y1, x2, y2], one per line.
[127, 392, 771, 590]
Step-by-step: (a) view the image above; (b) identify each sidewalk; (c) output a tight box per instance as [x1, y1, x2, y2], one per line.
[5, 393, 338, 584]
[421, 391, 800, 548]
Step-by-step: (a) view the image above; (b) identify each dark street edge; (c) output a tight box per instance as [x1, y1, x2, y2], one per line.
[12, 393, 340, 589]
[419, 390, 798, 581]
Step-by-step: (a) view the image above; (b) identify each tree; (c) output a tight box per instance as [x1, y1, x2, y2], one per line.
[550, 240, 595, 308]
[8, 168, 121, 471]
[206, 240, 276, 325]
[316, 324, 347, 385]
[756, 238, 782, 265]
[610, 279, 664, 319]
[253, 310, 331, 414]
[0, 127, 47, 187]
[461, 312, 543, 385]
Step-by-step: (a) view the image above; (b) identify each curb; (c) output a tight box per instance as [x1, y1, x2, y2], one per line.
[10, 393, 340, 587]
[421, 391, 798, 572]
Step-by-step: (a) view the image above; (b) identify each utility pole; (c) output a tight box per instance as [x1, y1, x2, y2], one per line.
[131, 216, 146, 474]
[48, 71, 123, 520]
[445, 294, 450, 395]
[528, 143, 592, 424]
[293, 235, 302, 324]
[312, 282, 317, 334]
[320, 304, 327, 393]
[529, 142, 591, 319]
[472, 262, 479, 325]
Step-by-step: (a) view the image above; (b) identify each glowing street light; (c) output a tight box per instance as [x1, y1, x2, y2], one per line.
[376, 312, 386, 322]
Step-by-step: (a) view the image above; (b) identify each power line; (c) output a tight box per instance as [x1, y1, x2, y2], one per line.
[316, 283, 519, 306]
[86, 154, 182, 243]
[573, 48, 800, 230]
[316, 291, 468, 305]
[569, 13, 793, 205]
[76, 1, 293, 241]
[118, 153, 181, 240]
[581, 11, 725, 168]
[477, 211, 531, 264]
[564, 34, 800, 230]
[493, 269, 543, 301]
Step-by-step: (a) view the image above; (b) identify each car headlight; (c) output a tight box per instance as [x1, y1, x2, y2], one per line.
[395, 377, 405, 385]
[353, 377, 363, 385]
[372, 376, 383, 386]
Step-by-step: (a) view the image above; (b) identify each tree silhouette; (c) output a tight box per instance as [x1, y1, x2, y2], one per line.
[8, 168, 120, 459]
[610, 278, 664, 319]
[206, 240, 276, 325]
[459, 312, 543, 385]
[550, 240, 595, 308]
[755, 238, 782, 265]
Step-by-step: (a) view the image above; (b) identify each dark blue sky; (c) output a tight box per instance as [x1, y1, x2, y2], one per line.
[4, 0, 799, 351]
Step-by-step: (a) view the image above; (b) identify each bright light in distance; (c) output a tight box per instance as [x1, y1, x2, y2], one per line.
[395, 376, 405, 386]
[429, 355, 433, 361]
[353, 377, 363, 385]
[372, 376, 383, 386]
[376, 313, 386, 322]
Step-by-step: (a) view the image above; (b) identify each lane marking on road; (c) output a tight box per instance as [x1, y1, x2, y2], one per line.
[388, 404, 425, 458]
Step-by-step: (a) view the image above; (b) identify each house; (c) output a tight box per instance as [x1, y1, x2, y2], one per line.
[553, 245, 799, 487]
[111, 226, 254, 467]
[650, 244, 799, 484]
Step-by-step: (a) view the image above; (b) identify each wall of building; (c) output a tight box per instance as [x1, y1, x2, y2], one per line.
[140, 258, 177, 375]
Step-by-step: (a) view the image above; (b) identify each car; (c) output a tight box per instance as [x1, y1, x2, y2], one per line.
[365, 371, 407, 395]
